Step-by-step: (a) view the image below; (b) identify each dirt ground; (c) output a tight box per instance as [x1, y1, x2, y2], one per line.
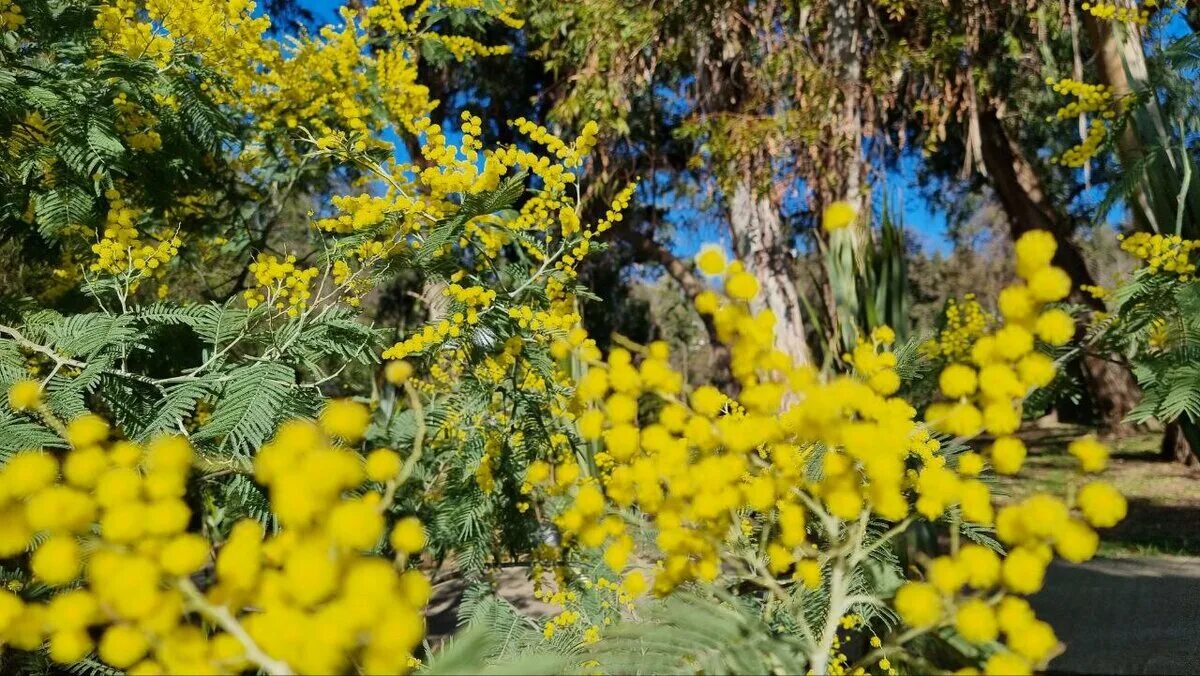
[993, 424, 1200, 558]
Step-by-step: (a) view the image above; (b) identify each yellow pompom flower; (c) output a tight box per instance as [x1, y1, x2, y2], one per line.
[955, 599, 998, 643]
[1016, 352, 1056, 388]
[982, 401, 1021, 436]
[1077, 481, 1126, 527]
[0, 590, 22, 635]
[989, 436, 1027, 475]
[993, 325, 1034, 360]
[1055, 519, 1099, 563]
[31, 536, 81, 586]
[893, 581, 943, 628]
[622, 571, 648, 597]
[1068, 435, 1108, 473]
[1034, 309, 1075, 346]
[385, 360, 413, 385]
[823, 201, 857, 231]
[984, 652, 1032, 676]
[66, 414, 110, 448]
[1001, 546, 1046, 594]
[98, 623, 150, 668]
[8, 380, 42, 411]
[319, 399, 370, 442]
[796, 559, 822, 589]
[868, 368, 900, 395]
[695, 245, 726, 275]
[996, 595, 1036, 634]
[724, 271, 759, 301]
[927, 556, 966, 595]
[957, 451, 984, 477]
[365, 448, 402, 482]
[159, 534, 210, 576]
[960, 479, 994, 525]
[63, 446, 109, 488]
[49, 628, 93, 663]
[577, 410, 604, 440]
[956, 544, 1001, 589]
[939, 363, 978, 398]
[1007, 619, 1058, 663]
[690, 385, 725, 417]
[5, 450, 58, 497]
[390, 516, 426, 554]
[328, 499, 384, 550]
[997, 285, 1036, 322]
[1014, 230, 1057, 278]
[1027, 266, 1071, 302]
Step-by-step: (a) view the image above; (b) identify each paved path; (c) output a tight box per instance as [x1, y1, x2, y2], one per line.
[1031, 556, 1200, 674]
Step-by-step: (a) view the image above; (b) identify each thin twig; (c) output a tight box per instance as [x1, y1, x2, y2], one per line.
[177, 577, 294, 675]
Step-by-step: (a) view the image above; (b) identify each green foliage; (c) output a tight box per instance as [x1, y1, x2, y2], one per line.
[814, 202, 910, 367]
[0, 0, 231, 249]
[584, 592, 809, 675]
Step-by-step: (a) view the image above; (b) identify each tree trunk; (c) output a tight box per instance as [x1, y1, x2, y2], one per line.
[1161, 420, 1200, 465]
[976, 105, 1141, 430]
[728, 180, 813, 367]
[827, 0, 866, 214]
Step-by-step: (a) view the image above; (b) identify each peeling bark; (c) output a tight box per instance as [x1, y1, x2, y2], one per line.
[729, 180, 812, 367]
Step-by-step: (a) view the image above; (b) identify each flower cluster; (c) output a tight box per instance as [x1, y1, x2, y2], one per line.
[1046, 79, 1115, 120]
[89, 189, 181, 278]
[378, 121, 622, 364]
[1, 0, 24, 30]
[67, 0, 524, 290]
[926, 230, 1071, 458]
[1, 385, 429, 675]
[1082, 0, 1154, 25]
[1118, 231, 1199, 280]
[921, 294, 992, 362]
[1045, 77, 1126, 167]
[242, 253, 320, 316]
[1055, 118, 1108, 168]
[519, 229, 1125, 673]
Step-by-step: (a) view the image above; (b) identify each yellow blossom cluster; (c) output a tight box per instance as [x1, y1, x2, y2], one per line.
[1082, 0, 1154, 25]
[845, 326, 901, 396]
[1, 386, 430, 675]
[93, 0, 511, 141]
[517, 229, 1124, 673]
[926, 231, 1072, 469]
[67, 0, 525, 287]
[309, 114, 613, 315]
[242, 253, 319, 316]
[824, 616, 899, 676]
[1118, 231, 1199, 280]
[1056, 118, 1108, 167]
[894, 466, 1127, 673]
[374, 122, 621, 364]
[113, 92, 163, 152]
[512, 118, 600, 168]
[89, 189, 181, 277]
[1, 0, 24, 30]
[1046, 79, 1116, 120]
[921, 294, 991, 361]
[1045, 78, 1127, 167]
[364, 0, 524, 35]
[538, 261, 933, 595]
[537, 574, 639, 643]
